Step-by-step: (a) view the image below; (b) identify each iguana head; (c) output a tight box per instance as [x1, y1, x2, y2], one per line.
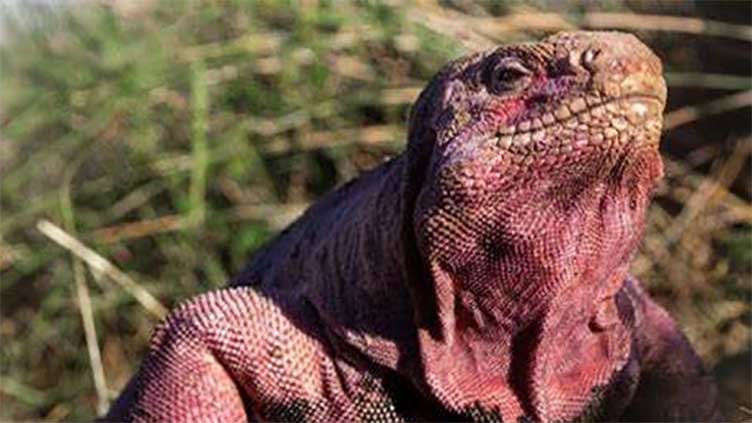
[403, 31, 667, 420]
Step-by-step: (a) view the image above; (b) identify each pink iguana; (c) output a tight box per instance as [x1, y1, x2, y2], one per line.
[103, 31, 719, 422]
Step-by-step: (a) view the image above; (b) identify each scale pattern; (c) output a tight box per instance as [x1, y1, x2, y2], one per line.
[103, 31, 719, 422]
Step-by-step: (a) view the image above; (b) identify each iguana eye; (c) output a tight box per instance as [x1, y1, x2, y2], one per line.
[486, 59, 532, 94]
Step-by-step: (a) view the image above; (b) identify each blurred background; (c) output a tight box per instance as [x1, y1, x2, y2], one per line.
[0, 0, 750, 421]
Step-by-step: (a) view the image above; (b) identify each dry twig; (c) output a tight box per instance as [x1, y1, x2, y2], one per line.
[93, 215, 189, 244]
[60, 151, 109, 414]
[664, 90, 752, 130]
[36, 220, 167, 319]
[412, 3, 752, 43]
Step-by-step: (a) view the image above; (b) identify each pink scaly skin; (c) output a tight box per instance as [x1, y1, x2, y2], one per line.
[103, 31, 719, 422]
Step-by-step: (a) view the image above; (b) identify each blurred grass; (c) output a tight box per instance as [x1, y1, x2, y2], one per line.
[0, 0, 750, 421]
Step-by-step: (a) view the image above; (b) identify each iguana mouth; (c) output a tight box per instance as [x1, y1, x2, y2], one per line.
[490, 93, 665, 152]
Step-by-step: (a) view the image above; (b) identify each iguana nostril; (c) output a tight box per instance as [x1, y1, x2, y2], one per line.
[581, 48, 601, 72]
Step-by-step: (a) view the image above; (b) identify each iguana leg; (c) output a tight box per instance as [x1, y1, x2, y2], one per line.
[621, 278, 720, 422]
[102, 287, 349, 422]
[103, 289, 255, 422]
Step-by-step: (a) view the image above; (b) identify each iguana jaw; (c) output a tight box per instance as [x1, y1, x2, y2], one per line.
[489, 93, 664, 154]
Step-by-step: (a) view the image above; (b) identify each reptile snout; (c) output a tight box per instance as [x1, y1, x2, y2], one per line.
[560, 31, 667, 104]
[538, 31, 668, 146]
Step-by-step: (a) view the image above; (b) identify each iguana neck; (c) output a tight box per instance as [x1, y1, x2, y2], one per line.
[238, 156, 420, 371]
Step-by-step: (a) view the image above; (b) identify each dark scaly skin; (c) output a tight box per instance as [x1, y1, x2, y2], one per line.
[103, 31, 719, 422]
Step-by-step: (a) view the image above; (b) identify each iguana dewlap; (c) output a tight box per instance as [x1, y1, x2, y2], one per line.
[104, 31, 719, 422]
